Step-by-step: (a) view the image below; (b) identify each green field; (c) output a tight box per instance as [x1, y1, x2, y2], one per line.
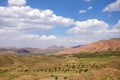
[0, 52, 120, 80]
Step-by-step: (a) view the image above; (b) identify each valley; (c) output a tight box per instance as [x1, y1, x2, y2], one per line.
[0, 38, 120, 80]
[0, 0, 120, 79]
[0, 51, 120, 80]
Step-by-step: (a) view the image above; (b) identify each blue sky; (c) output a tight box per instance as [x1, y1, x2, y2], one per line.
[0, 0, 120, 48]
[26, 0, 119, 24]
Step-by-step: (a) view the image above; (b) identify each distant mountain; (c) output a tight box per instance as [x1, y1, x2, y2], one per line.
[47, 45, 65, 49]
[1, 38, 120, 54]
[71, 45, 85, 48]
[40, 46, 66, 53]
[0, 48, 30, 54]
[54, 38, 120, 55]
[0, 46, 66, 54]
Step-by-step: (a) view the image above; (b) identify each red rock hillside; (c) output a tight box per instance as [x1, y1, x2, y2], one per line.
[55, 38, 120, 55]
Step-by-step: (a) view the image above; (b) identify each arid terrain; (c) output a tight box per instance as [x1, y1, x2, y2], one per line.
[54, 38, 120, 55]
[0, 0, 120, 79]
[0, 38, 120, 80]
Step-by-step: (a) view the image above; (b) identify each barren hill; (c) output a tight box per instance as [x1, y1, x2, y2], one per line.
[55, 38, 120, 55]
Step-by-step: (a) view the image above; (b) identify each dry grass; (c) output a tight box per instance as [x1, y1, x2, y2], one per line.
[0, 53, 120, 80]
[12, 75, 36, 80]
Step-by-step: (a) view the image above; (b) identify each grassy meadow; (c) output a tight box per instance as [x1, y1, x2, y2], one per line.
[0, 52, 120, 80]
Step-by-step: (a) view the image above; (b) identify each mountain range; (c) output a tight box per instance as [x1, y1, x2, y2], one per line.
[54, 38, 120, 55]
[0, 38, 120, 54]
[0, 46, 66, 54]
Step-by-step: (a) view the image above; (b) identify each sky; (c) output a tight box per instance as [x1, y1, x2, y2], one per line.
[0, 0, 120, 48]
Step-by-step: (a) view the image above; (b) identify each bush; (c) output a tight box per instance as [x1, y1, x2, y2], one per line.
[50, 74, 54, 77]
[55, 76, 58, 80]
[64, 76, 67, 79]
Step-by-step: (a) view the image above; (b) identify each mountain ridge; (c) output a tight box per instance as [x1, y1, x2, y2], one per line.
[0, 46, 66, 54]
[54, 38, 120, 55]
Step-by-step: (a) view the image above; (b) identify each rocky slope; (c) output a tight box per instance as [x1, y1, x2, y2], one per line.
[55, 38, 120, 54]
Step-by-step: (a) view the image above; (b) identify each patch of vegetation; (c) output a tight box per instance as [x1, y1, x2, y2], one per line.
[0, 52, 120, 80]
[72, 51, 120, 58]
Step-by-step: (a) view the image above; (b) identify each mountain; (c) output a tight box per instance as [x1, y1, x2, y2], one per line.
[71, 45, 85, 48]
[35, 46, 66, 54]
[47, 45, 64, 49]
[0, 46, 66, 54]
[54, 38, 120, 55]
[0, 38, 120, 54]
[0, 47, 30, 54]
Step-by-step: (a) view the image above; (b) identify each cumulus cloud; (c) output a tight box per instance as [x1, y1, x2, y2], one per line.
[41, 35, 56, 40]
[0, 0, 75, 48]
[79, 9, 87, 14]
[106, 20, 120, 37]
[0, 0, 120, 48]
[68, 19, 108, 34]
[113, 20, 120, 30]
[103, 0, 120, 12]
[0, 6, 74, 31]
[79, 6, 93, 14]
[67, 19, 120, 41]
[87, 6, 93, 10]
[21, 34, 56, 40]
[8, 0, 26, 6]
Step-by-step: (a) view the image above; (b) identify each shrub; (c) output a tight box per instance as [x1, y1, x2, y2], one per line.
[64, 76, 67, 79]
[55, 76, 58, 80]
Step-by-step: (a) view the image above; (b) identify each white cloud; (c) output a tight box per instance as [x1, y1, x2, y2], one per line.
[106, 20, 120, 37]
[0, 6, 74, 32]
[79, 9, 87, 14]
[8, 0, 26, 6]
[21, 34, 40, 39]
[67, 19, 120, 41]
[79, 6, 93, 14]
[84, 0, 91, 2]
[103, 0, 120, 12]
[0, 0, 120, 48]
[0, 0, 74, 48]
[87, 6, 93, 10]
[40, 35, 56, 40]
[68, 19, 109, 34]
[0, 28, 19, 34]
[21, 34, 56, 40]
[113, 20, 120, 30]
